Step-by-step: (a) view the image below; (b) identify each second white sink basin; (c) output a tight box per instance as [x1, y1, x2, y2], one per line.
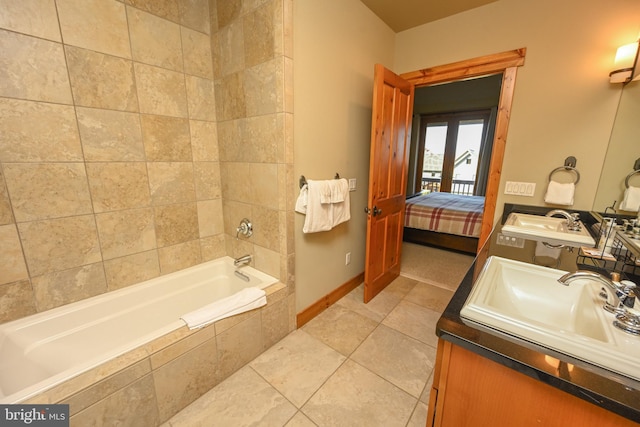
[502, 212, 595, 247]
[461, 256, 640, 381]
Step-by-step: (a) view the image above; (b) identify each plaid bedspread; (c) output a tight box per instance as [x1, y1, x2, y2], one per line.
[404, 192, 484, 237]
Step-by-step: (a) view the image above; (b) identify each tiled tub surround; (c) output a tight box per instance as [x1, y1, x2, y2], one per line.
[0, 0, 295, 324]
[14, 275, 290, 425]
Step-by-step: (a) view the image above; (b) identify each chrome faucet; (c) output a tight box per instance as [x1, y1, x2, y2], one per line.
[557, 270, 640, 335]
[546, 209, 581, 231]
[234, 254, 252, 267]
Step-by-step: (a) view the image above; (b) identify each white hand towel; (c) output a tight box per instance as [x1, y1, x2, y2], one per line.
[331, 188, 351, 228]
[619, 186, 640, 212]
[329, 178, 349, 203]
[544, 181, 575, 206]
[534, 241, 561, 260]
[181, 287, 266, 329]
[295, 184, 308, 214]
[303, 180, 334, 233]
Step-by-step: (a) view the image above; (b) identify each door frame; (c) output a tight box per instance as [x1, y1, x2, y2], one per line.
[401, 48, 526, 249]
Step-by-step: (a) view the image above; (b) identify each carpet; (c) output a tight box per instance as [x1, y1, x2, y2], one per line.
[400, 242, 474, 291]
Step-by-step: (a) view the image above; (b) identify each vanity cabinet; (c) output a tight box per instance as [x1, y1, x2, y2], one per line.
[427, 339, 639, 427]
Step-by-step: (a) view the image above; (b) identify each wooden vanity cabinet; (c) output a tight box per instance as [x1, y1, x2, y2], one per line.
[426, 339, 639, 427]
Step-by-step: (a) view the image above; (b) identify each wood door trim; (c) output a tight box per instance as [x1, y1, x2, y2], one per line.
[401, 48, 526, 250]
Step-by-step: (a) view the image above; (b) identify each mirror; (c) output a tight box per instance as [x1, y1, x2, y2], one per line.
[592, 79, 640, 213]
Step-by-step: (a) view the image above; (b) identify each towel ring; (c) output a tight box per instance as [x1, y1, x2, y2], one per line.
[548, 166, 580, 184]
[625, 170, 640, 188]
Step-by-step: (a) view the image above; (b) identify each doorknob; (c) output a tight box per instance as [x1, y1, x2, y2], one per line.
[364, 206, 382, 216]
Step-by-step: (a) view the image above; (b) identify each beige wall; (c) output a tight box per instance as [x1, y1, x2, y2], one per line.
[395, 0, 640, 221]
[293, 0, 395, 311]
[0, 0, 295, 326]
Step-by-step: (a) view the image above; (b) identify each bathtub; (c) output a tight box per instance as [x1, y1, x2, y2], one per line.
[0, 257, 279, 405]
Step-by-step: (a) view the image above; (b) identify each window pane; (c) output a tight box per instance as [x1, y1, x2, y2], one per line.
[423, 123, 447, 193]
[452, 119, 484, 195]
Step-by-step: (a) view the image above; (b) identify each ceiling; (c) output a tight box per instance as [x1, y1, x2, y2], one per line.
[360, 0, 499, 32]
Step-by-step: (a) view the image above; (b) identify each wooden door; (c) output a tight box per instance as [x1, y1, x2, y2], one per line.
[364, 64, 414, 303]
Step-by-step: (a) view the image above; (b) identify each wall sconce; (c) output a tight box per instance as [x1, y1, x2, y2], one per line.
[609, 40, 640, 84]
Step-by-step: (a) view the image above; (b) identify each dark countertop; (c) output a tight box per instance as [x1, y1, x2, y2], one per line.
[437, 205, 640, 423]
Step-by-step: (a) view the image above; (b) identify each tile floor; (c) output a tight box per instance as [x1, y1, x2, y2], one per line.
[164, 246, 468, 427]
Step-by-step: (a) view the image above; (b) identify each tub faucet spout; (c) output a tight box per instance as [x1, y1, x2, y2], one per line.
[234, 254, 252, 266]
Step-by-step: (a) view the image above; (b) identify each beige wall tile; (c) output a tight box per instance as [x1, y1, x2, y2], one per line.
[190, 120, 219, 161]
[124, 0, 180, 23]
[250, 205, 279, 251]
[261, 296, 291, 349]
[0, 171, 13, 225]
[0, 224, 28, 285]
[57, 0, 131, 59]
[222, 199, 251, 237]
[0, 0, 61, 41]
[194, 162, 222, 200]
[197, 199, 223, 237]
[186, 75, 216, 121]
[104, 250, 160, 291]
[220, 162, 251, 203]
[141, 115, 192, 161]
[244, 58, 283, 116]
[215, 72, 245, 120]
[150, 326, 216, 369]
[217, 21, 244, 76]
[153, 338, 217, 422]
[147, 162, 196, 205]
[0, 98, 82, 162]
[254, 245, 280, 279]
[200, 234, 226, 261]
[66, 46, 138, 112]
[66, 359, 151, 416]
[135, 63, 188, 117]
[216, 313, 263, 381]
[181, 27, 214, 79]
[4, 163, 92, 222]
[249, 162, 278, 209]
[86, 163, 151, 213]
[76, 107, 144, 161]
[70, 374, 159, 426]
[216, 0, 242, 29]
[243, 1, 275, 68]
[96, 208, 157, 260]
[158, 239, 202, 274]
[0, 30, 72, 103]
[178, 0, 210, 34]
[0, 279, 36, 323]
[243, 114, 280, 163]
[19, 215, 102, 276]
[217, 119, 242, 161]
[128, 7, 183, 72]
[32, 263, 107, 311]
[154, 203, 199, 247]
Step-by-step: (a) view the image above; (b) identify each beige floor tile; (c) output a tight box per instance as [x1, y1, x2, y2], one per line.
[382, 300, 441, 347]
[301, 359, 416, 427]
[302, 304, 378, 356]
[249, 330, 346, 408]
[167, 366, 296, 427]
[407, 401, 429, 427]
[404, 281, 454, 312]
[335, 283, 401, 323]
[284, 411, 317, 427]
[350, 324, 436, 398]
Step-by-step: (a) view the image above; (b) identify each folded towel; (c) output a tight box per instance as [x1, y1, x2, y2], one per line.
[328, 179, 349, 203]
[619, 186, 640, 212]
[301, 179, 351, 233]
[544, 181, 575, 206]
[181, 287, 266, 329]
[295, 184, 308, 214]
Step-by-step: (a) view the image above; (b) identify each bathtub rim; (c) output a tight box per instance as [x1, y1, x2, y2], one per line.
[0, 257, 281, 404]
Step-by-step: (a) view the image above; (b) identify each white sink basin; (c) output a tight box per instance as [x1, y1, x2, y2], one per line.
[461, 256, 640, 380]
[502, 212, 595, 247]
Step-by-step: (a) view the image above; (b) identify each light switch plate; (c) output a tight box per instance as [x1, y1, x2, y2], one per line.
[348, 178, 356, 191]
[505, 181, 535, 196]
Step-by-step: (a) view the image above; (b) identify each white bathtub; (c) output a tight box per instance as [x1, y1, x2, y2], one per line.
[0, 257, 278, 404]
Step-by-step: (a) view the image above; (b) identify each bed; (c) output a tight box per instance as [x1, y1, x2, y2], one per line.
[403, 192, 485, 254]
